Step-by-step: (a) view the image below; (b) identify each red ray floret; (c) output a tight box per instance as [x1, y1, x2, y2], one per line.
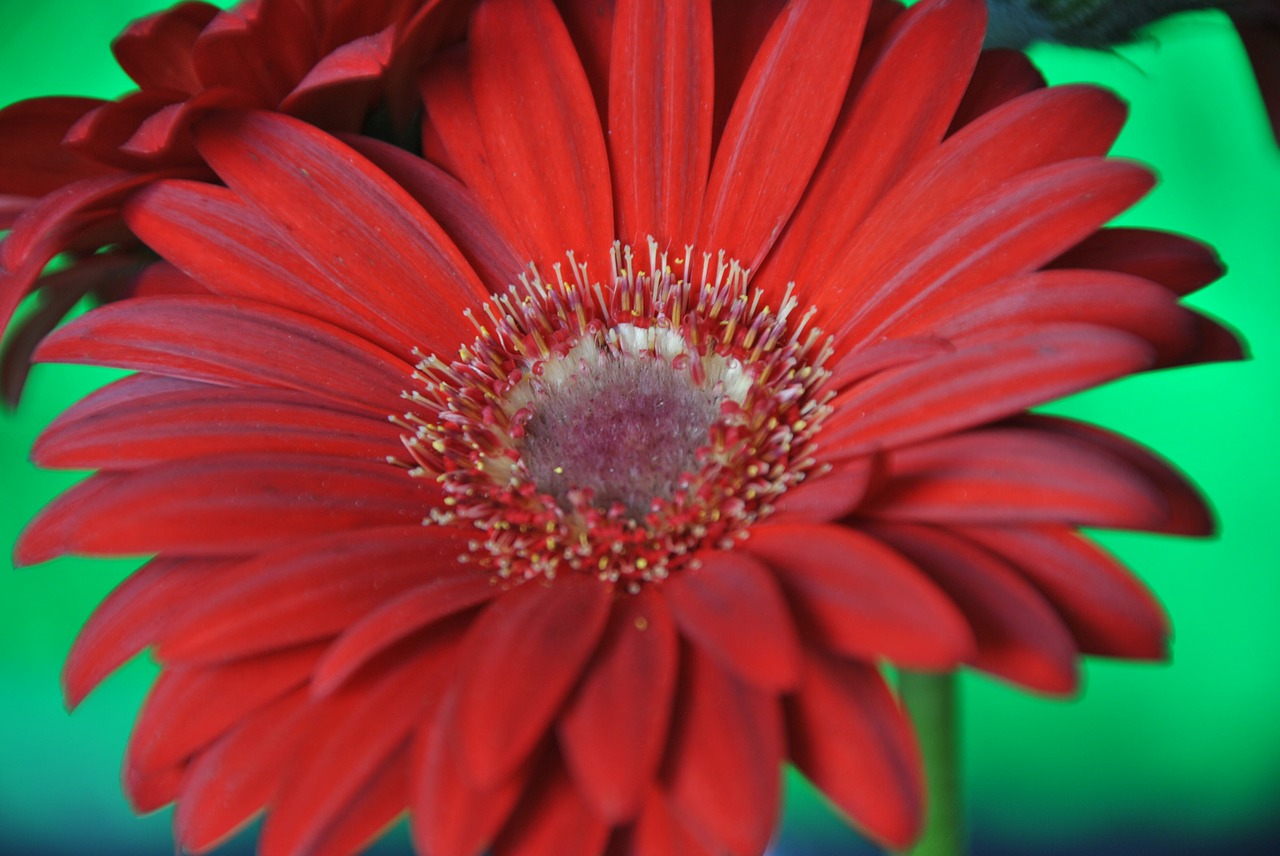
[13, 0, 1242, 854]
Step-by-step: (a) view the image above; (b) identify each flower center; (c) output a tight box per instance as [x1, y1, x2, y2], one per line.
[400, 241, 832, 587]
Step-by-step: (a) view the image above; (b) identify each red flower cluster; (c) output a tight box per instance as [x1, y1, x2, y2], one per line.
[5, 0, 1241, 855]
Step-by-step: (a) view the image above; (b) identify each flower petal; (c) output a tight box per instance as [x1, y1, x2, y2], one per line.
[1050, 227, 1225, 298]
[411, 689, 534, 856]
[558, 589, 678, 822]
[745, 523, 973, 668]
[194, 110, 489, 354]
[492, 760, 612, 856]
[823, 324, 1156, 456]
[759, 0, 983, 298]
[155, 525, 467, 664]
[608, 0, 713, 246]
[0, 96, 110, 196]
[259, 639, 459, 856]
[110, 1, 218, 92]
[666, 550, 800, 691]
[958, 525, 1170, 660]
[15, 455, 431, 567]
[311, 573, 499, 697]
[786, 652, 922, 850]
[698, 0, 867, 269]
[769, 455, 884, 524]
[127, 644, 323, 773]
[453, 576, 613, 787]
[469, 0, 614, 272]
[62, 556, 241, 710]
[865, 523, 1079, 694]
[34, 381, 403, 471]
[34, 296, 415, 416]
[861, 426, 1171, 530]
[663, 647, 783, 856]
[608, 790, 714, 856]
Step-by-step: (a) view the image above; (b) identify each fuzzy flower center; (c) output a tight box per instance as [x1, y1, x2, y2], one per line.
[399, 241, 832, 587]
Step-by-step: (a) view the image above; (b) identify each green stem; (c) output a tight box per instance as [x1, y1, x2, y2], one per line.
[897, 671, 966, 856]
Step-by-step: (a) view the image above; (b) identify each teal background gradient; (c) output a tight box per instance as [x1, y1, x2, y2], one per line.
[1, 3, 1277, 854]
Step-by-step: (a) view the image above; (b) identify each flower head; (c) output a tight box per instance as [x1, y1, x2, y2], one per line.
[12, 0, 1241, 854]
[0, 0, 471, 404]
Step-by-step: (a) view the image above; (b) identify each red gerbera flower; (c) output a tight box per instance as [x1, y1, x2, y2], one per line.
[0, 0, 472, 404]
[13, 0, 1241, 854]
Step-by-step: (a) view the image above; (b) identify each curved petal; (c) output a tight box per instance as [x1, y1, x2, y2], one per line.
[786, 651, 922, 849]
[34, 296, 415, 416]
[194, 110, 489, 355]
[698, 0, 867, 270]
[558, 589, 679, 822]
[822, 324, 1156, 457]
[15, 455, 432, 568]
[1049, 227, 1225, 298]
[311, 573, 499, 696]
[34, 382, 403, 471]
[469, 0, 614, 272]
[126, 644, 323, 773]
[759, 0, 983, 298]
[744, 523, 973, 668]
[663, 646, 783, 856]
[665, 550, 800, 691]
[0, 96, 110, 196]
[411, 689, 534, 856]
[865, 523, 1079, 694]
[111, 1, 218, 92]
[175, 689, 310, 853]
[947, 48, 1045, 133]
[861, 427, 1171, 530]
[769, 455, 884, 524]
[957, 525, 1170, 660]
[154, 525, 467, 663]
[62, 556, 241, 709]
[492, 759, 612, 856]
[608, 0, 713, 246]
[452, 575, 613, 787]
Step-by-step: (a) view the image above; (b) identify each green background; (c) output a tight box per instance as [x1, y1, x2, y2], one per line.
[1, 3, 1276, 854]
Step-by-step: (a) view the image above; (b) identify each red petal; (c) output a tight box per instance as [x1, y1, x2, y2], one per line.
[312, 573, 499, 696]
[698, 0, 867, 270]
[411, 688, 534, 856]
[948, 48, 1045, 133]
[957, 525, 1169, 660]
[175, 689, 310, 853]
[786, 652, 922, 849]
[666, 550, 800, 691]
[259, 641, 458, 856]
[558, 589, 679, 822]
[126, 760, 186, 813]
[1049, 227, 1225, 298]
[155, 525, 467, 663]
[343, 134, 527, 291]
[1010, 414, 1215, 537]
[663, 647, 783, 856]
[0, 97, 110, 196]
[111, 1, 218, 92]
[191, 2, 314, 104]
[279, 30, 392, 131]
[34, 381, 402, 471]
[127, 645, 323, 773]
[759, 0, 983, 299]
[302, 751, 409, 856]
[492, 760, 612, 856]
[62, 556, 241, 710]
[453, 576, 613, 786]
[34, 296, 415, 416]
[865, 523, 1079, 694]
[469, 0, 614, 273]
[125, 179, 428, 358]
[823, 324, 1155, 456]
[769, 455, 884, 524]
[862, 426, 1171, 530]
[194, 111, 488, 355]
[608, 790, 714, 856]
[881, 269, 1201, 367]
[745, 523, 973, 668]
[15, 455, 431, 567]
[608, 0, 713, 246]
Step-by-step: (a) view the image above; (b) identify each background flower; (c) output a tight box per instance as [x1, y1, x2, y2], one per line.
[0, 1, 1274, 854]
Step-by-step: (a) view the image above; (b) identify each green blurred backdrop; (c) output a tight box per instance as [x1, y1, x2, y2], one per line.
[1, 3, 1276, 855]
